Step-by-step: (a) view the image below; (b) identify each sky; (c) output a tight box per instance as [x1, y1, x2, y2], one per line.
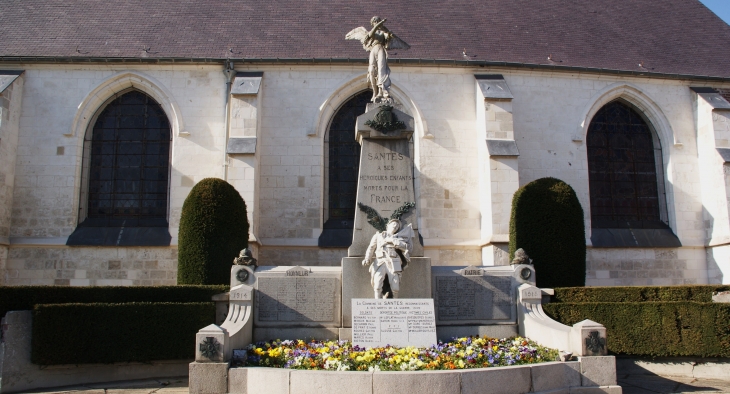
[699, 0, 730, 25]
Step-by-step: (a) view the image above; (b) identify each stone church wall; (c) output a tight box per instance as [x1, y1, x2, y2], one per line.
[0, 73, 24, 285]
[0, 63, 728, 285]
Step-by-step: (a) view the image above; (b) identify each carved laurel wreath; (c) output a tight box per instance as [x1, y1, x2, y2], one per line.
[364, 105, 406, 133]
[199, 336, 221, 359]
[357, 201, 415, 231]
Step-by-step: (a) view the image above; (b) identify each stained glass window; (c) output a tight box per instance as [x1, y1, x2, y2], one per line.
[587, 100, 666, 229]
[326, 91, 371, 228]
[86, 91, 170, 227]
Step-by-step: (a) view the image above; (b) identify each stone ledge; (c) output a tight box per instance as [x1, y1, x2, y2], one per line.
[223, 360, 618, 394]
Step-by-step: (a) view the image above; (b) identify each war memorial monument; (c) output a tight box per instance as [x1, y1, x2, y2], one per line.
[187, 18, 620, 394]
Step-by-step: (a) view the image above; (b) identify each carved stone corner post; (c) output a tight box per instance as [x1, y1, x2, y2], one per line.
[475, 75, 519, 266]
[220, 283, 254, 360]
[195, 324, 229, 363]
[570, 319, 608, 357]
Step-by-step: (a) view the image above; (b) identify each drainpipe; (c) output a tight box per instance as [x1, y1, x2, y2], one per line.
[222, 60, 235, 180]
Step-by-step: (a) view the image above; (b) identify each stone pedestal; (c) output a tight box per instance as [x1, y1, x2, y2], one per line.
[189, 361, 229, 394]
[340, 256, 431, 328]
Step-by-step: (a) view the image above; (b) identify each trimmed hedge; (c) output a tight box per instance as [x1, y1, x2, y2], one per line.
[0, 285, 227, 319]
[543, 301, 730, 357]
[551, 285, 730, 304]
[31, 302, 215, 365]
[509, 177, 586, 288]
[178, 178, 249, 285]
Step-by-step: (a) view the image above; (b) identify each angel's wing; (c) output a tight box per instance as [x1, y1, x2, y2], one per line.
[345, 26, 369, 43]
[386, 33, 410, 50]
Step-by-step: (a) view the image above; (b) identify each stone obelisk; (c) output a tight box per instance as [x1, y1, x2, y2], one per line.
[339, 102, 432, 335]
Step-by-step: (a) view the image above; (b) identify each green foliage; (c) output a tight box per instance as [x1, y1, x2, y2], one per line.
[551, 285, 730, 303]
[543, 301, 730, 357]
[357, 201, 415, 231]
[178, 178, 249, 285]
[509, 177, 586, 287]
[31, 302, 215, 365]
[0, 285, 227, 319]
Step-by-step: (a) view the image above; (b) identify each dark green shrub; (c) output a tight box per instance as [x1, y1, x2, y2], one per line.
[551, 285, 730, 303]
[509, 177, 585, 288]
[178, 178, 249, 285]
[0, 285, 227, 319]
[31, 302, 215, 365]
[543, 301, 730, 357]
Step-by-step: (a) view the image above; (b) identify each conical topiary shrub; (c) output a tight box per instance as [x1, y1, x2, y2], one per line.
[509, 177, 586, 288]
[177, 178, 249, 285]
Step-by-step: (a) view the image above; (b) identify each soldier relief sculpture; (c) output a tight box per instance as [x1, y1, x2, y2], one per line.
[347, 17, 410, 103]
[362, 218, 413, 298]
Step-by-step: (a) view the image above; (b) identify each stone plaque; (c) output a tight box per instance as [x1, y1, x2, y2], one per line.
[431, 266, 516, 325]
[254, 266, 341, 327]
[352, 298, 437, 348]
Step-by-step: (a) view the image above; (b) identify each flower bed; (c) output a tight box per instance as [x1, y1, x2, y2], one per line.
[235, 336, 559, 371]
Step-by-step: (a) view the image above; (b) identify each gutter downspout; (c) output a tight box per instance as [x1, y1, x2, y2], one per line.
[222, 59, 235, 180]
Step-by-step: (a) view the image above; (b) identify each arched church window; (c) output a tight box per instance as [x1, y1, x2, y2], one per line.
[587, 100, 680, 247]
[319, 90, 371, 247]
[67, 90, 172, 245]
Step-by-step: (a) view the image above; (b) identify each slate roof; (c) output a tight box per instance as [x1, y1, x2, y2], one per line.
[2, 0, 730, 78]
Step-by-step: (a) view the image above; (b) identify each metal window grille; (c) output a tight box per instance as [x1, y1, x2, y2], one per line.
[587, 100, 665, 229]
[327, 91, 371, 225]
[87, 91, 171, 227]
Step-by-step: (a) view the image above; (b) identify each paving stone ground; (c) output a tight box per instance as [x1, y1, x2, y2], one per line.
[23, 374, 730, 393]
[619, 375, 730, 394]
[24, 377, 189, 394]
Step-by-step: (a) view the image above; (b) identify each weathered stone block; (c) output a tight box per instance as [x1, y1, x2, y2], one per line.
[291, 370, 373, 394]
[239, 367, 290, 394]
[460, 365, 531, 394]
[531, 362, 581, 392]
[373, 370, 459, 394]
[189, 362, 228, 394]
[228, 367, 248, 394]
[579, 356, 617, 387]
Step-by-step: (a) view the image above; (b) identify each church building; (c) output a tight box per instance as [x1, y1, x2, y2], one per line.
[1, 0, 729, 286]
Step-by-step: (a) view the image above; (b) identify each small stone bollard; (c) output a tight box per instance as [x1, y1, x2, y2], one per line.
[570, 319, 607, 357]
[195, 324, 228, 363]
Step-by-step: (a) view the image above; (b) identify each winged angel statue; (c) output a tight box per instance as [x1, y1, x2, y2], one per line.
[346, 17, 410, 103]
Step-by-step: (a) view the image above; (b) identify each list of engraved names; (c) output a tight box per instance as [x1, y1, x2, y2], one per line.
[436, 275, 513, 321]
[257, 277, 337, 322]
[352, 299, 436, 348]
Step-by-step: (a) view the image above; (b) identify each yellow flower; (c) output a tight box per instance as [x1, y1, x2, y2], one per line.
[458, 360, 465, 368]
[254, 348, 265, 355]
